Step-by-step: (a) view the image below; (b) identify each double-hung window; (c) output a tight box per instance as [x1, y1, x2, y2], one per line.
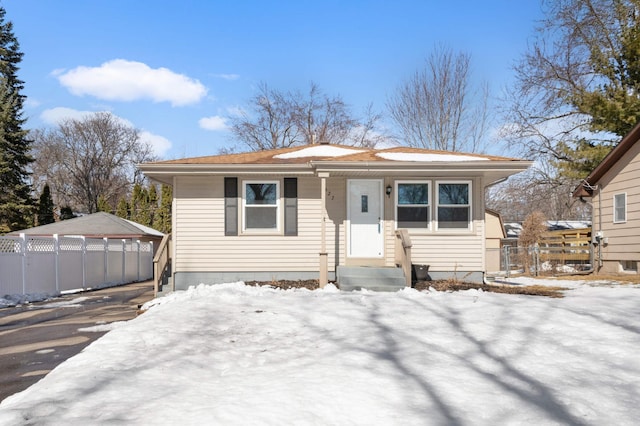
[436, 181, 471, 230]
[396, 181, 430, 229]
[614, 193, 626, 223]
[243, 181, 279, 231]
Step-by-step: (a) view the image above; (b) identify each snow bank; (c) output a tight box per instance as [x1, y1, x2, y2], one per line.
[1, 280, 639, 425]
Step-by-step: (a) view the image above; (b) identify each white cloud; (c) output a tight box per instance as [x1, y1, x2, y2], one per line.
[140, 131, 172, 157]
[213, 73, 240, 81]
[40, 107, 96, 124]
[56, 59, 208, 106]
[199, 115, 229, 131]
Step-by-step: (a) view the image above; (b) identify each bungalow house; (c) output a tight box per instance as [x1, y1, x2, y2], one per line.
[139, 144, 531, 291]
[573, 122, 640, 274]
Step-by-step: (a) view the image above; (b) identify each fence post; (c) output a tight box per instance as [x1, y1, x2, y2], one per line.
[54, 234, 60, 292]
[103, 237, 108, 284]
[121, 239, 126, 284]
[81, 236, 87, 289]
[20, 233, 26, 295]
[149, 241, 154, 280]
[136, 240, 141, 282]
[503, 246, 510, 278]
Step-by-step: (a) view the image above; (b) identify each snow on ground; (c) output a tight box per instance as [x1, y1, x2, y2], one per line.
[1, 279, 639, 425]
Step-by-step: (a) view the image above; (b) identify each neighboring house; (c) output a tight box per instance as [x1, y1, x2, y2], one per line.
[139, 144, 531, 291]
[485, 209, 506, 274]
[9, 212, 165, 253]
[573, 122, 640, 274]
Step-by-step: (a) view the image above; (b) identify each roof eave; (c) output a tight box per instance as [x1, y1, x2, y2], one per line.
[581, 121, 640, 187]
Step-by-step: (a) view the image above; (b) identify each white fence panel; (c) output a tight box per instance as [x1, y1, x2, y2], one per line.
[107, 241, 125, 284]
[124, 241, 139, 283]
[25, 237, 57, 294]
[85, 238, 106, 287]
[0, 234, 155, 297]
[58, 237, 84, 291]
[140, 242, 153, 280]
[0, 237, 23, 295]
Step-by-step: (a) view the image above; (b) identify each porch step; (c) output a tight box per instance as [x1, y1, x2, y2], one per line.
[337, 266, 407, 292]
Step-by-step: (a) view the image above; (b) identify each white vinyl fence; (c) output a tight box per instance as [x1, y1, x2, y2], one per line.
[0, 234, 153, 297]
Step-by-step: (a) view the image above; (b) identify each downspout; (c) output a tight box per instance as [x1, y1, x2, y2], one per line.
[597, 188, 603, 270]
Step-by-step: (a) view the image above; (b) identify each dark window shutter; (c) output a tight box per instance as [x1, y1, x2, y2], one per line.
[284, 178, 297, 236]
[224, 177, 238, 236]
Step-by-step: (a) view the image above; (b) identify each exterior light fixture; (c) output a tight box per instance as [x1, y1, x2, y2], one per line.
[386, 185, 392, 197]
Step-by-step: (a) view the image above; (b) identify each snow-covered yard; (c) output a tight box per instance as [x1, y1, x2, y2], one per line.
[1, 278, 639, 425]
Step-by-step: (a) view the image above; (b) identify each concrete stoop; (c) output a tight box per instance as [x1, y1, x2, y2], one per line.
[337, 266, 407, 292]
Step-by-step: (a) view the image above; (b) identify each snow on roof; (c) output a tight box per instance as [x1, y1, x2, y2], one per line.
[376, 152, 490, 162]
[273, 145, 365, 159]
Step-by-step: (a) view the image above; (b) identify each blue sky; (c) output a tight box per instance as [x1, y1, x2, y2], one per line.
[5, 0, 544, 159]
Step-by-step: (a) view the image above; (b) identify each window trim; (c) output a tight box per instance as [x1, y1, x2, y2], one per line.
[242, 180, 281, 233]
[435, 180, 472, 232]
[394, 180, 431, 231]
[613, 192, 627, 223]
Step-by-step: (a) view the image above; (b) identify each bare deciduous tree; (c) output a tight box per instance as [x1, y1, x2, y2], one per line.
[229, 82, 301, 151]
[387, 44, 490, 152]
[486, 166, 591, 223]
[31, 112, 156, 214]
[228, 82, 389, 152]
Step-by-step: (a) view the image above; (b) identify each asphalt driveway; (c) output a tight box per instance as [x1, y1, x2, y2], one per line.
[0, 281, 155, 402]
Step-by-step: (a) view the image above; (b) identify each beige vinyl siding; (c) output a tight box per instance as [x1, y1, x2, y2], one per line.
[594, 138, 640, 270]
[174, 175, 343, 274]
[174, 174, 487, 275]
[383, 177, 485, 271]
[409, 223, 485, 271]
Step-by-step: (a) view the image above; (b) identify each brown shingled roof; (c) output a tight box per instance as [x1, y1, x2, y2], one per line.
[146, 144, 520, 165]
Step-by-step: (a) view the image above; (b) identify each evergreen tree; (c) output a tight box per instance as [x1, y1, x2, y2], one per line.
[115, 197, 129, 219]
[153, 184, 172, 234]
[148, 184, 158, 226]
[130, 183, 151, 226]
[36, 184, 55, 225]
[59, 206, 75, 221]
[0, 7, 33, 232]
[96, 195, 112, 213]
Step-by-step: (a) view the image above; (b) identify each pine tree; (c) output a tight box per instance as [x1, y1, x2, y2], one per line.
[36, 184, 55, 225]
[115, 197, 129, 219]
[59, 206, 75, 221]
[0, 7, 33, 232]
[148, 184, 158, 227]
[153, 184, 172, 234]
[96, 195, 112, 213]
[130, 183, 152, 226]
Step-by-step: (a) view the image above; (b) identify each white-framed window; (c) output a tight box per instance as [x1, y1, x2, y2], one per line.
[436, 181, 472, 231]
[614, 193, 626, 223]
[395, 181, 430, 230]
[243, 180, 280, 232]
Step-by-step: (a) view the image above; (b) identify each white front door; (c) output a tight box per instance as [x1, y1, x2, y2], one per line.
[347, 179, 384, 258]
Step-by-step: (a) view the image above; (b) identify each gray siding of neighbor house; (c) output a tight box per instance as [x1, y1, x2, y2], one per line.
[172, 175, 487, 290]
[593, 140, 640, 273]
